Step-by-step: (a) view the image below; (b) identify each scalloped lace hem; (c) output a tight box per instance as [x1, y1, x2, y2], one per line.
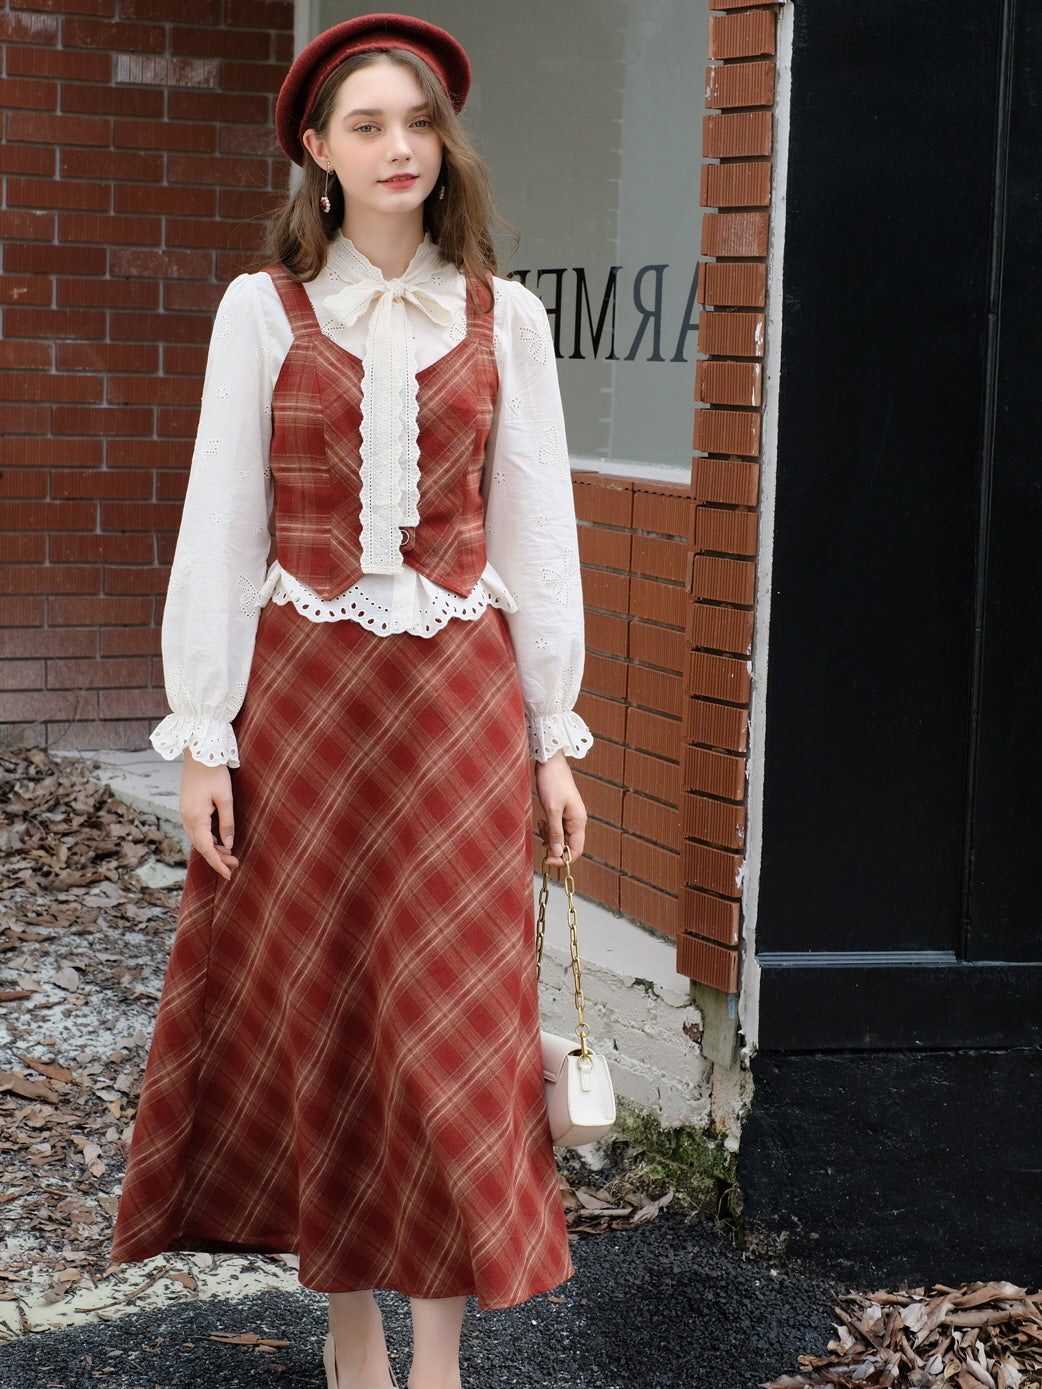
[150, 715, 240, 768]
[267, 563, 516, 637]
[526, 711, 594, 763]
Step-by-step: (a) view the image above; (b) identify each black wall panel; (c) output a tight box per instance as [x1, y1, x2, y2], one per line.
[967, 4, 1042, 960]
[743, 0, 1042, 1271]
[759, 3, 1000, 955]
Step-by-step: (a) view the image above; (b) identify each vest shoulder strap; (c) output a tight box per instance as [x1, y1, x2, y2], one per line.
[263, 264, 319, 336]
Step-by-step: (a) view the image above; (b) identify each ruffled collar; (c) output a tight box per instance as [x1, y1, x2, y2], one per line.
[325, 233, 452, 291]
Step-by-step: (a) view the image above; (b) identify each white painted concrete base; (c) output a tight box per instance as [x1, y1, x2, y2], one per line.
[536, 880, 714, 1131]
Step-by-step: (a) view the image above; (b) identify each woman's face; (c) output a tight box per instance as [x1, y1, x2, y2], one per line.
[304, 58, 443, 225]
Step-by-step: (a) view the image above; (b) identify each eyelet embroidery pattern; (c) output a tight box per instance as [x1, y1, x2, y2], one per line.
[152, 715, 242, 766]
[237, 573, 260, 618]
[526, 667, 591, 759]
[322, 237, 455, 578]
[519, 325, 547, 366]
[539, 424, 566, 477]
[167, 559, 192, 602]
[270, 568, 511, 638]
[448, 309, 467, 345]
[151, 668, 243, 766]
[224, 682, 247, 717]
[541, 548, 579, 607]
[527, 713, 593, 761]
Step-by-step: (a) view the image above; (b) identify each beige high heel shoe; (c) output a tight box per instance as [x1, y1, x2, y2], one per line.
[322, 1333, 398, 1389]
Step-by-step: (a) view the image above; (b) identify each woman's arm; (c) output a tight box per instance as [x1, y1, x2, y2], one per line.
[151, 273, 282, 769]
[482, 277, 594, 764]
[483, 278, 592, 863]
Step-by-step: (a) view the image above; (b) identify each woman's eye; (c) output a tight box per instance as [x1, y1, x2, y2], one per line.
[413, 118, 431, 129]
[355, 123, 376, 134]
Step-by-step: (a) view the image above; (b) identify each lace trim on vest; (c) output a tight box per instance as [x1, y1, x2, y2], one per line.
[266, 561, 514, 638]
[322, 237, 456, 577]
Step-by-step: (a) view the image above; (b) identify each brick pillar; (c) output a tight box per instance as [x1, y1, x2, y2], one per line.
[676, 2, 779, 990]
[0, 0, 293, 748]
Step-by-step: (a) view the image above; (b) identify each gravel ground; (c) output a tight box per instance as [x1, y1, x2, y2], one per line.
[0, 1210, 839, 1389]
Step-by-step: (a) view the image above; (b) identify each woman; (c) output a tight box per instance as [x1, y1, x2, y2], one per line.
[111, 15, 591, 1389]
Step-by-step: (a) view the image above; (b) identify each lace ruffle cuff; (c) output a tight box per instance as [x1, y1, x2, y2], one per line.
[525, 709, 594, 763]
[150, 714, 241, 768]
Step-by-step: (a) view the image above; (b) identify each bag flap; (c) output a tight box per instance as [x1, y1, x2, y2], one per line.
[541, 1029, 581, 1083]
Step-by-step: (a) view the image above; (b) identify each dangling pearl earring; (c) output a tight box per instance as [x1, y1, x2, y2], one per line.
[320, 161, 332, 214]
[438, 184, 445, 202]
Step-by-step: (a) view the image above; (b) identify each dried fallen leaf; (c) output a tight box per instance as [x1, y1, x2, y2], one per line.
[16, 1054, 73, 1084]
[0, 1072, 59, 1104]
[208, 1332, 290, 1348]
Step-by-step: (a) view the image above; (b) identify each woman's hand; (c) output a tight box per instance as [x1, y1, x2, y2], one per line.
[180, 751, 239, 880]
[535, 750, 587, 866]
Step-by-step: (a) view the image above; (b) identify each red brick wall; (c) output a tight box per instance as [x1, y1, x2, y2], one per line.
[676, 0, 777, 991]
[0, 0, 293, 748]
[564, 473, 692, 940]
[1, 0, 781, 990]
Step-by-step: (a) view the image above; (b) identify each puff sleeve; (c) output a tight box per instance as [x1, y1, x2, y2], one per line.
[484, 278, 593, 761]
[150, 274, 279, 766]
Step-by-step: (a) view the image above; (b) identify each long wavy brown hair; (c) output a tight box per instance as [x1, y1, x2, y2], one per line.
[268, 48, 505, 306]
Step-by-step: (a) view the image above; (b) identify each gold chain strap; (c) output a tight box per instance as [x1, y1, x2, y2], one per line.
[535, 848, 592, 1059]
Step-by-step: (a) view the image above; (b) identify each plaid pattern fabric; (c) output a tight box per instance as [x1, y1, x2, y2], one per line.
[267, 268, 496, 601]
[112, 604, 573, 1308]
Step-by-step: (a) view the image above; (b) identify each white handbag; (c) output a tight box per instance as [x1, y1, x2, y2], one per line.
[536, 851, 616, 1147]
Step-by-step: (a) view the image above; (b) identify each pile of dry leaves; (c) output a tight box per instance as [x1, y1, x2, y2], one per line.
[0, 746, 188, 1318]
[558, 1171, 673, 1238]
[766, 1283, 1042, 1389]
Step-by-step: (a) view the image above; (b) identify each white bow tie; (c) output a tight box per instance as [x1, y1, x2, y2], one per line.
[323, 240, 457, 576]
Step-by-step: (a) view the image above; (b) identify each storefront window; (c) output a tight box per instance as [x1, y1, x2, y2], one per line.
[315, 0, 708, 471]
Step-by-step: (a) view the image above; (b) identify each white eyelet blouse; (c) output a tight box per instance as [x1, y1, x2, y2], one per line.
[151, 235, 593, 768]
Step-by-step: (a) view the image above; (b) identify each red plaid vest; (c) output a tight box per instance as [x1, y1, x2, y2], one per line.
[264, 264, 498, 600]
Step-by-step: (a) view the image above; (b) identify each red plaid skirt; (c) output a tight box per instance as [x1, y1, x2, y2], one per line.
[111, 603, 573, 1308]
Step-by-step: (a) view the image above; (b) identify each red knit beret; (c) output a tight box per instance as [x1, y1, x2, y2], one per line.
[275, 13, 471, 165]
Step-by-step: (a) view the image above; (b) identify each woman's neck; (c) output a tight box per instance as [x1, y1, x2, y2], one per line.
[341, 208, 425, 279]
